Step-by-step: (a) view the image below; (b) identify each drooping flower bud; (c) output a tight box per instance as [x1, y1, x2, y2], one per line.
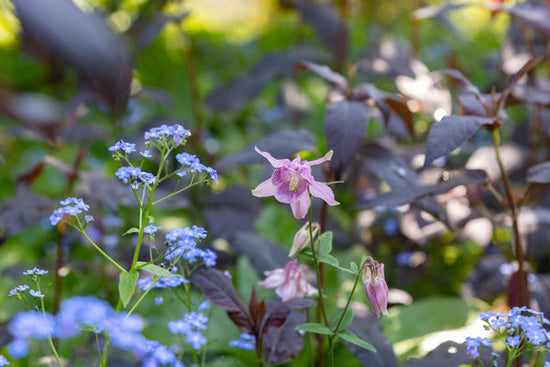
[362, 259, 389, 317]
[289, 222, 320, 257]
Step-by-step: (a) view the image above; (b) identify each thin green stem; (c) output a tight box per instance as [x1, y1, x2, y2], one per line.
[152, 177, 206, 206]
[126, 277, 161, 316]
[308, 198, 329, 326]
[333, 260, 365, 333]
[79, 230, 126, 272]
[37, 283, 64, 367]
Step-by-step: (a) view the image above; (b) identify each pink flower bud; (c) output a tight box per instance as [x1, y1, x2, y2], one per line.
[362, 260, 389, 317]
[289, 222, 320, 258]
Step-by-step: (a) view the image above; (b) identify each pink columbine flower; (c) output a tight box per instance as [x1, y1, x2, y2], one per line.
[362, 259, 389, 317]
[252, 147, 339, 219]
[259, 259, 317, 301]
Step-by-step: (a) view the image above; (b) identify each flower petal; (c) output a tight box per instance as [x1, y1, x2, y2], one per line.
[305, 150, 333, 167]
[259, 269, 286, 288]
[255, 146, 290, 168]
[309, 181, 339, 206]
[290, 193, 311, 219]
[252, 179, 277, 197]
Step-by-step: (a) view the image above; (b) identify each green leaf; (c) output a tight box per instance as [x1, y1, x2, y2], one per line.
[318, 231, 333, 255]
[123, 227, 139, 236]
[331, 308, 354, 332]
[119, 270, 139, 308]
[147, 216, 155, 224]
[319, 253, 339, 267]
[136, 262, 176, 278]
[295, 323, 334, 336]
[350, 261, 358, 274]
[338, 330, 377, 352]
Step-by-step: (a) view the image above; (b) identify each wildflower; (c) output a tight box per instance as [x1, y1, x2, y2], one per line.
[136, 276, 188, 291]
[175, 152, 218, 183]
[289, 222, 320, 258]
[140, 150, 152, 158]
[114, 166, 155, 189]
[8, 311, 54, 357]
[197, 300, 211, 311]
[168, 312, 209, 350]
[259, 259, 317, 301]
[144, 124, 191, 147]
[108, 140, 136, 154]
[144, 225, 161, 235]
[154, 296, 163, 305]
[229, 333, 255, 351]
[0, 355, 9, 366]
[465, 337, 492, 359]
[49, 198, 89, 226]
[22, 267, 48, 276]
[29, 290, 44, 298]
[8, 285, 29, 297]
[252, 147, 339, 219]
[362, 259, 389, 317]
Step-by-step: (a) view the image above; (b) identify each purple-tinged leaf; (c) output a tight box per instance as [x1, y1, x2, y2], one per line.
[424, 115, 494, 168]
[131, 13, 189, 51]
[498, 56, 544, 107]
[507, 2, 550, 38]
[12, 0, 131, 114]
[287, 0, 348, 67]
[189, 268, 255, 334]
[527, 161, 550, 184]
[260, 297, 314, 335]
[263, 300, 308, 365]
[296, 61, 347, 91]
[404, 341, 505, 367]
[325, 100, 369, 174]
[438, 68, 481, 97]
[385, 97, 415, 141]
[216, 129, 317, 171]
[205, 48, 325, 112]
[248, 287, 266, 334]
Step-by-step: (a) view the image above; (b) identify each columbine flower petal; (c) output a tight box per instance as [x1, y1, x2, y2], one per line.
[252, 179, 277, 197]
[290, 193, 311, 219]
[309, 181, 339, 206]
[255, 146, 291, 168]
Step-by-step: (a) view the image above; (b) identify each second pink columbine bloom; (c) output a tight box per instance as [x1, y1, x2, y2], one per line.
[252, 147, 339, 219]
[259, 259, 317, 301]
[362, 259, 389, 317]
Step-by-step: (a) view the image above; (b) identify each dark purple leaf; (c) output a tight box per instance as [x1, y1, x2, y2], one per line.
[438, 68, 481, 97]
[344, 310, 399, 367]
[215, 129, 317, 170]
[527, 161, 550, 184]
[189, 268, 254, 334]
[507, 2, 550, 38]
[296, 61, 347, 90]
[133, 13, 189, 51]
[325, 100, 369, 174]
[263, 301, 308, 365]
[204, 186, 261, 241]
[0, 189, 54, 244]
[232, 233, 289, 276]
[385, 97, 415, 141]
[424, 115, 495, 168]
[404, 341, 505, 367]
[205, 48, 325, 112]
[260, 297, 314, 335]
[512, 84, 550, 106]
[12, 0, 132, 114]
[286, 0, 348, 67]
[498, 56, 544, 106]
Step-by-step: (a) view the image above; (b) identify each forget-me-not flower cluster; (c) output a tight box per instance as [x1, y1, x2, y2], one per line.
[49, 197, 90, 226]
[229, 333, 255, 351]
[175, 153, 218, 183]
[168, 311, 209, 350]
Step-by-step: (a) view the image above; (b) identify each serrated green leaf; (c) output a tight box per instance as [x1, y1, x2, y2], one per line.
[318, 231, 333, 255]
[119, 270, 139, 308]
[123, 227, 139, 236]
[331, 308, 354, 332]
[136, 262, 176, 277]
[295, 323, 334, 336]
[338, 330, 376, 352]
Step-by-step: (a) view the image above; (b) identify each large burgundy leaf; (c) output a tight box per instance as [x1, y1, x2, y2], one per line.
[12, 0, 131, 114]
[260, 297, 314, 335]
[325, 100, 369, 174]
[423, 115, 494, 168]
[262, 300, 309, 365]
[189, 268, 254, 334]
[296, 61, 347, 91]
